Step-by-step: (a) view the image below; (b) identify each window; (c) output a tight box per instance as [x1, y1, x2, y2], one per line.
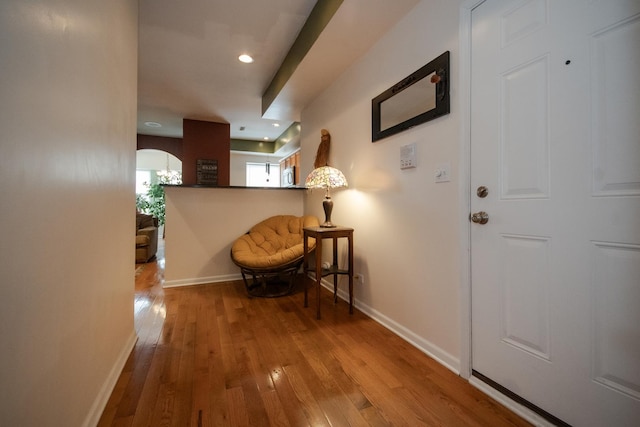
[246, 162, 280, 187]
[136, 170, 152, 194]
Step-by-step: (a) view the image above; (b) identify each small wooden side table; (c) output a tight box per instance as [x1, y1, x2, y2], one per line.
[303, 226, 354, 319]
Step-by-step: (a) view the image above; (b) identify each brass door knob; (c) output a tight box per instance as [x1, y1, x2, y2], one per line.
[471, 211, 489, 224]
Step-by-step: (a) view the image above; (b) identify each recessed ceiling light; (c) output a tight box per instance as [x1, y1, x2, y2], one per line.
[238, 54, 254, 63]
[263, 137, 269, 140]
[144, 121, 162, 128]
[272, 123, 280, 127]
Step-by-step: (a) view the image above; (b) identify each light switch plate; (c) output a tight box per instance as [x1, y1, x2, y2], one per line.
[400, 143, 417, 169]
[435, 162, 451, 183]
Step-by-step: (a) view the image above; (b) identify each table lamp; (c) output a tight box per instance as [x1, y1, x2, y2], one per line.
[305, 166, 348, 228]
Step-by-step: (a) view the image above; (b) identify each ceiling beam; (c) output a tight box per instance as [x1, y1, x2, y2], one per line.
[261, 0, 343, 117]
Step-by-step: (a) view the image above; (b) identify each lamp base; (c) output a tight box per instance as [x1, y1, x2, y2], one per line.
[320, 222, 337, 228]
[321, 196, 336, 228]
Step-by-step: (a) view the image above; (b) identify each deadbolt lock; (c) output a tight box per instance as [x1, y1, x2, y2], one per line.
[477, 186, 489, 198]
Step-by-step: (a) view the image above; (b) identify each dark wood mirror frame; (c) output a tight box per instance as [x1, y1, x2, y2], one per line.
[372, 51, 450, 142]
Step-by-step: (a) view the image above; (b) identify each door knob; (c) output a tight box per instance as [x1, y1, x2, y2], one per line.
[471, 211, 489, 224]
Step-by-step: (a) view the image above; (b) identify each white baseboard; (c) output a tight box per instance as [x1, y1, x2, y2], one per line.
[318, 279, 461, 375]
[82, 330, 137, 427]
[163, 273, 243, 288]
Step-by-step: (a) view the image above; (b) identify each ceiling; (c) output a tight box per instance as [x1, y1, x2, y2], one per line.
[137, 0, 419, 154]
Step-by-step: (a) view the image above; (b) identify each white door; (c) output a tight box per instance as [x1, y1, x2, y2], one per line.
[471, 0, 640, 425]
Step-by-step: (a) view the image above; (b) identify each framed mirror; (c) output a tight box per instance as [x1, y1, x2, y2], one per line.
[372, 51, 450, 142]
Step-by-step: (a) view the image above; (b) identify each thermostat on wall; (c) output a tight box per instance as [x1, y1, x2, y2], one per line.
[400, 143, 417, 169]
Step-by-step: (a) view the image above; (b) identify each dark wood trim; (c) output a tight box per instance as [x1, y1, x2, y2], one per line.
[137, 133, 183, 160]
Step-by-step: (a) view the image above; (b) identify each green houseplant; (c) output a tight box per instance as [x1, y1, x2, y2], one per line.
[136, 170, 182, 226]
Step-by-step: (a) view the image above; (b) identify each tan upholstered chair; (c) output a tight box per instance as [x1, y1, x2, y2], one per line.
[231, 215, 319, 297]
[136, 213, 158, 263]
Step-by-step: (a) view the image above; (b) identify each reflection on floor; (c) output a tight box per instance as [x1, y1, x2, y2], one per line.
[99, 238, 531, 426]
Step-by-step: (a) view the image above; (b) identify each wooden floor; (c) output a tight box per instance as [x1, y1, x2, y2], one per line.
[98, 245, 530, 426]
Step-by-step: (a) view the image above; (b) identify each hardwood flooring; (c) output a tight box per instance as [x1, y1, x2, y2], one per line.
[98, 246, 530, 426]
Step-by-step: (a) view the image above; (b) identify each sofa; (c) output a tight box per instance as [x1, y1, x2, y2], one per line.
[136, 213, 158, 263]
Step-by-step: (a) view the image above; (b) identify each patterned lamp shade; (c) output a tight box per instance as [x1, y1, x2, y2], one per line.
[305, 166, 348, 228]
[304, 166, 348, 190]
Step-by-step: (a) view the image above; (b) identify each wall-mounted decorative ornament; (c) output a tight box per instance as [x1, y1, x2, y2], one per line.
[314, 129, 331, 168]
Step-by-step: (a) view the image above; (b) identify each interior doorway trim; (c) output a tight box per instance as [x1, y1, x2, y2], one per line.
[457, 0, 484, 381]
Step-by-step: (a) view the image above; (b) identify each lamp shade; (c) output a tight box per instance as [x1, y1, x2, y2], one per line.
[304, 166, 348, 189]
[305, 166, 347, 228]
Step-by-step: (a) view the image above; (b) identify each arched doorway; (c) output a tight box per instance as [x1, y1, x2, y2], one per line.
[136, 149, 182, 239]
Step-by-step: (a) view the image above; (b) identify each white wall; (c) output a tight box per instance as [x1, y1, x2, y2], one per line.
[136, 149, 182, 172]
[230, 151, 265, 186]
[230, 151, 281, 186]
[301, 0, 463, 370]
[164, 187, 304, 286]
[0, 1, 138, 425]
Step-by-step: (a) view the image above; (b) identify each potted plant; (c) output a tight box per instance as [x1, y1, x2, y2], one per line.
[136, 170, 182, 227]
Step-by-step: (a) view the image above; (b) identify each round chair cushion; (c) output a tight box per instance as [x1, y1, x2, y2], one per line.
[231, 215, 319, 270]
